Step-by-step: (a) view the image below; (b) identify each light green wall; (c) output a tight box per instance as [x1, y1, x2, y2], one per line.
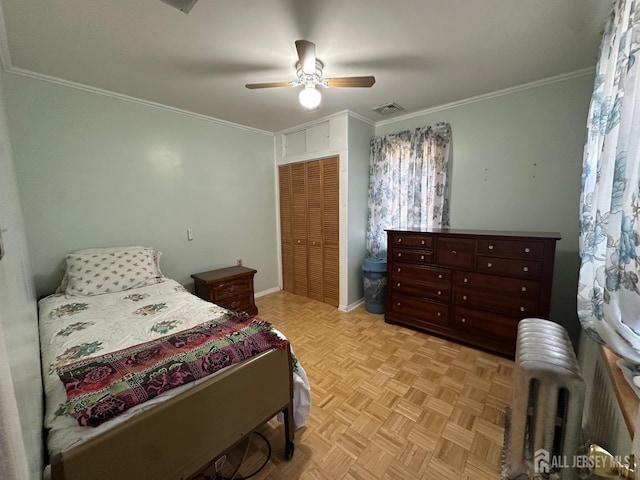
[347, 115, 374, 304]
[0, 72, 42, 479]
[375, 74, 594, 345]
[4, 73, 279, 297]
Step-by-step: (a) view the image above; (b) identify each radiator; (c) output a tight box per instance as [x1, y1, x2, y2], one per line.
[505, 318, 585, 480]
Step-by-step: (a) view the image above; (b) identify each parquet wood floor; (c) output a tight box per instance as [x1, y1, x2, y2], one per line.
[202, 291, 514, 480]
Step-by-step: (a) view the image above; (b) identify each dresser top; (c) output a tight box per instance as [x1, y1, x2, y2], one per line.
[385, 227, 561, 240]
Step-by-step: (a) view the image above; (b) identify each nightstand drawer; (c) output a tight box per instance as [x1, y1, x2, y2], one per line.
[212, 278, 253, 301]
[216, 294, 254, 312]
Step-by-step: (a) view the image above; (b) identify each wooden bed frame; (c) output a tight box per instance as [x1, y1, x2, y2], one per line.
[50, 346, 295, 480]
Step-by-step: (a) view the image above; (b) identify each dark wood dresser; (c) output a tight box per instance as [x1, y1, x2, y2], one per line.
[385, 228, 560, 357]
[191, 266, 258, 316]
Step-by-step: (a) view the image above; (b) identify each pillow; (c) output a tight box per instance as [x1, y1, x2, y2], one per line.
[61, 246, 164, 296]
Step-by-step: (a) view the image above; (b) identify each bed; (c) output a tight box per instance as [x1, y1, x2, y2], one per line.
[38, 246, 311, 480]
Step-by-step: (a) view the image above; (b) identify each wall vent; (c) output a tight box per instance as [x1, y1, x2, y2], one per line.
[372, 102, 405, 116]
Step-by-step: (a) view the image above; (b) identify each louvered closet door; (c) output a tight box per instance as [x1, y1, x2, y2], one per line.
[322, 157, 339, 306]
[291, 162, 308, 296]
[306, 161, 324, 302]
[278, 157, 339, 306]
[278, 166, 294, 292]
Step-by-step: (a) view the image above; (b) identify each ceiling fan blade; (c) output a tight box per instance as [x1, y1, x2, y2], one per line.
[160, 0, 199, 14]
[326, 76, 376, 88]
[245, 81, 294, 89]
[295, 40, 317, 75]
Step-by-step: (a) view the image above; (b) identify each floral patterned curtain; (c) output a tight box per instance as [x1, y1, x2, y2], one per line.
[578, 0, 640, 364]
[366, 123, 451, 258]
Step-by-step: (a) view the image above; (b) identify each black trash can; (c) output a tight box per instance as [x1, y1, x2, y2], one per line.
[362, 257, 387, 314]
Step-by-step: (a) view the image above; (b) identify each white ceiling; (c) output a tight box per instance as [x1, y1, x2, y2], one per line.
[0, 0, 614, 133]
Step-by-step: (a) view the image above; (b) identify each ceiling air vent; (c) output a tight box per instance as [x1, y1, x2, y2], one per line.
[372, 102, 405, 116]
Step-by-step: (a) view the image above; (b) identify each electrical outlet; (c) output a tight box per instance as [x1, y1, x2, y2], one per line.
[237, 258, 242, 266]
[214, 455, 226, 472]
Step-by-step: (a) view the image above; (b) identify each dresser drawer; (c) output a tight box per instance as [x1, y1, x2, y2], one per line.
[453, 307, 519, 345]
[392, 248, 434, 264]
[455, 271, 540, 299]
[389, 293, 449, 326]
[436, 237, 475, 268]
[390, 263, 450, 284]
[477, 238, 544, 259]
[476, 256, 542, 278]
[212, 278, 253, 301]
[455, 287, 540, 317]
[390, 233, 435, 248]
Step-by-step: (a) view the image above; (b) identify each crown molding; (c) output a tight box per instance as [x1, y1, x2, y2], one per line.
[374, 67, 595, 127]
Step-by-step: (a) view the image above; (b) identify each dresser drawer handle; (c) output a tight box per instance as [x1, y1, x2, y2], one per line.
[397, 282, 401, 287]
[488, 245, 494, 250]
[487, 262, 492, 268]
[524, 247, 531, 253]
[230, 301, 240, 309]
[461, 318, 467, 323]
[397, 302, 402, 307]
[462, 295, 468, 301]
[438, 290, 442, 295]
[521, 286, 527, 292]
[397, 267, 402, 272]
[421, 240, 426, 245]
[437, 312, 442, 317]
[397, 252, 402, 257]
[463, 277, 468, 283]
[420, 255, 425, 260]
[438, 274, 443, 279]
[451, 250, 457, 255]
[398, 238, 403, 243]
[523, 266, 529, 272]
[520, 307, 525, 312]
[227, 285, 237, 293]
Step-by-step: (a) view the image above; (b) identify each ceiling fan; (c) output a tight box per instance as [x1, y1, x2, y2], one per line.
[245, 40, 376, 110]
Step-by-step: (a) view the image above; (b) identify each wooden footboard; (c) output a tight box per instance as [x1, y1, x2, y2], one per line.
[50, 346, 294, 480]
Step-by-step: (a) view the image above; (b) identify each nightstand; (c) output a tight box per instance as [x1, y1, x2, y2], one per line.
[191, 266, 258, 316]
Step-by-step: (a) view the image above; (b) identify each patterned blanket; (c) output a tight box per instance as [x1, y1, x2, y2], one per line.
[57, 311, 288, 427]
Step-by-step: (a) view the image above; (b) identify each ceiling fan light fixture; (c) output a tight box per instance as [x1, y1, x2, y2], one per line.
[299, 85, 321, 110]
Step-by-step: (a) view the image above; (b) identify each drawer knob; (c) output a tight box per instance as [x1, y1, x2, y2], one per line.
[397, 267, 402, 272]
[521, 286, 527, 292]
[398, 238, 403, 243]
[312, 241, 316, 246]
[438, 290, 442, 295]
[487, 262, 493, 268]
[461, 318, 467, 323]
[523, 266, 529, 272]
[397, 302, 401, 307]
[462, 295, 468, 300]
[420, 255, 425, 260]
[524, 247, 531, 253]
[297, 240, 301, 244]
[438, 274, 443, 279]
[520, 307, 525, 312]
[397, 252, 402, 257]
[451, 250, 457, 255]
[437, 312, 441, 317]
[463, 277, 468, 283]
[488, 245, 494, 250]
[397, 282, 401, 287]
[421, 240, 425, 245]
